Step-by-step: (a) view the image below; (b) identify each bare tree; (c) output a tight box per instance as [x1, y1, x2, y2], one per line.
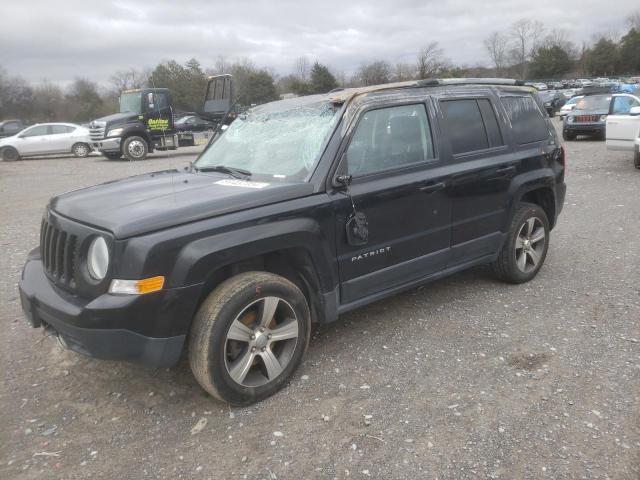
[627, 10, 640, 30]
[510, 19, 544, 79]
[294, 56, 310, 81]
[109, 68, 149, 94]
[393, 62, 416, 81]
[483, 32, 509, 75]
[355, 61, 392, 86]
[416, 42, 446, 78]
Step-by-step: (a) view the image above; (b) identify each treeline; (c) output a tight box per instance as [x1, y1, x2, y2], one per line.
[1, 12, 639, 124]
[484, 14, 640, 79]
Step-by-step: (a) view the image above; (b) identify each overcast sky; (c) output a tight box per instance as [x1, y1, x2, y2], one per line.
[1, 0, 637, 86]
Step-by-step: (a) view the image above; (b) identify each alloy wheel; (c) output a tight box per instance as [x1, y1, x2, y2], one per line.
[224, 296, 299, 387]
[514, 217, 546, 273]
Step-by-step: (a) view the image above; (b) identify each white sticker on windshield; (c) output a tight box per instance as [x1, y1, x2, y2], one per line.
[215, 179, 269, 189]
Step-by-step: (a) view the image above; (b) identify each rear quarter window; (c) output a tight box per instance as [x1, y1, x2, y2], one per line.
[500, 95, 549, 145]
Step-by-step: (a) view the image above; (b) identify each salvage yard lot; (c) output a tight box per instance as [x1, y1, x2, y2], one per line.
[1, 121, 639, 479]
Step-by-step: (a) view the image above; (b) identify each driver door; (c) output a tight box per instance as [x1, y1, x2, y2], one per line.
[330, 102, 452, 304]
[606, 95, 640, 151]
[16, 125, 51, 155]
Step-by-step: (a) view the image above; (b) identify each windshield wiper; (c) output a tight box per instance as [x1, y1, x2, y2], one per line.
[193, 164, 252, 179]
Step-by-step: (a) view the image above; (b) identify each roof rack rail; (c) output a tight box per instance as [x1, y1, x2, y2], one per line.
[416, 78, 525, 87]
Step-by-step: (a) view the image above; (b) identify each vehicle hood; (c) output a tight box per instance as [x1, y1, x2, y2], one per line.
[50, 170, 315, 238]
[93, 112, 138, 126]
[0, 135, 17, 146]
[568, 108, 608, 116]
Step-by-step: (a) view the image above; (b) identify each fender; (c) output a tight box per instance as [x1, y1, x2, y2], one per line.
[170, 217, 337, 293]
[117, 122, 152, 146]
[504, 167, 557, 232]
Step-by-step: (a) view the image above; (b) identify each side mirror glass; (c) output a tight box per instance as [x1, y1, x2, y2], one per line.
[630, 106, 640, 116]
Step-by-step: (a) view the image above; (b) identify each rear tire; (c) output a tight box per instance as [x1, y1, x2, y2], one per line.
[491, 202, 550, 284]
[1, 146, 20, 162]
[189, 272, 310, 405]
[72, 142, 91, 158]
[122, 136, 148, 161]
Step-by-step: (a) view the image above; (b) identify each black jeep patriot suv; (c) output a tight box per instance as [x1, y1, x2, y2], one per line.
[19, 79, 566, 405]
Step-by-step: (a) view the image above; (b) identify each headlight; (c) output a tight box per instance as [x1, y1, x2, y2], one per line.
[600, 115, 607, 122]
[106, 128, 123, 137]
[87, 236, 109, 280]
[567, 116, 574, 123]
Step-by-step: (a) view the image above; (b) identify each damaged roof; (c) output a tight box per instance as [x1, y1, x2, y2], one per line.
[328, 78, 529, 104]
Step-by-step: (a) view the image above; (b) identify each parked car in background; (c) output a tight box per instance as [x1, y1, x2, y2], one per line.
[0, 119, 28, 139]
[175, 115, 216, 146]
[0, 123, 91, 161]
[562, 94, 611, 140]
[526, 82, 548, 91]
[559, 95, 584, 119]
[538, 90, 566, 117]
[605, 93, 640, 169]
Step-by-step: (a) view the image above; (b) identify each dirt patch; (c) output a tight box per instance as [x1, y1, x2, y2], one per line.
[507, 352, 551, 371]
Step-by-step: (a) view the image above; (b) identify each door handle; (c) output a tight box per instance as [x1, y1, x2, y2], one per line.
[419, 182, 445, 194]
[495, 165, 516, 175]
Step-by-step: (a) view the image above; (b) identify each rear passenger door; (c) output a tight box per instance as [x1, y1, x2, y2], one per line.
[437, 96, 514, 265]
[331, 101, 452, 304]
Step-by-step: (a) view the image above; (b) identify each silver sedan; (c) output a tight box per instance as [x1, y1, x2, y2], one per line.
[0, 123, 92, 161]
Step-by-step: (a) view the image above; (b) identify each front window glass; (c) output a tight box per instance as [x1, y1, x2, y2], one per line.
[347, 104, 434, 176]
[575, 95, 611, 110]
[21, 125, 49, 137]
[119, 92, 142, 114]
[611, 96, 640, 115]
[195, 100, 340, 180]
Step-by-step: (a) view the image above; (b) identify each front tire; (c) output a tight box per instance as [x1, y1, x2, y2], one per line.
[491, 202, 550, 284]
[122, 136, 148, 161]
[1, 146, 20, 162]
[72, 142, 91, 158]
[189, 272, 311, 405]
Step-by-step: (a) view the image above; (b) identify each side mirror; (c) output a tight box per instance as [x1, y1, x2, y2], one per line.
[630, 106, 640, 116]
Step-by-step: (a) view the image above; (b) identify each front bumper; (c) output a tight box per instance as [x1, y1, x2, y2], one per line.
[563, 123, 605, 136]
[18, 250, 201, 367]
[91, 137, 121, 152]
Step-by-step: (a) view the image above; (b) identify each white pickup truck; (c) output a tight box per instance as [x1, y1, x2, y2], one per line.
[606, 93, 640, 169]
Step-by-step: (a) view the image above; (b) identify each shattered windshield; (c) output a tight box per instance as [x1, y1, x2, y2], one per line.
[119, 92, 142, 114]
[195, 99, 340, 181]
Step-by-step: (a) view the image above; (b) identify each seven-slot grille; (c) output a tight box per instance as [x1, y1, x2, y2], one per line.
[574, 115, 599, 123]
[40, 217, 77, 289]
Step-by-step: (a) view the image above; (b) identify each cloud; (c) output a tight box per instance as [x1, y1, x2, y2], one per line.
[0, 0, 636, 85]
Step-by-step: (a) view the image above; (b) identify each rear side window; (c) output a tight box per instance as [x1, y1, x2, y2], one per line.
[477, 99, 503, 147]
[501, 95, 549, 145]
[440, 99, 504, 155]
[50, 125, 75, 134]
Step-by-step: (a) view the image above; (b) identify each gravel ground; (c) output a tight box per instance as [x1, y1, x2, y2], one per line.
[1, 124, 639, 480]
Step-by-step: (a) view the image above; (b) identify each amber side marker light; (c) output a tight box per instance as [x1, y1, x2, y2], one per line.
[109, 276, 165, 295]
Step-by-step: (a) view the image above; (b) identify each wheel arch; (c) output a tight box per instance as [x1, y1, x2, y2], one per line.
[507, 170, 558, 229]
[168, 219, 339, 325]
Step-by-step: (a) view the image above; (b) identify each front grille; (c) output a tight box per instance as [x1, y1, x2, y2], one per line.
[89, 121, 106, 141]
[89, 127, 105, 141]
[40, 217, 78, 289]
[574, 115, 599, 123]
